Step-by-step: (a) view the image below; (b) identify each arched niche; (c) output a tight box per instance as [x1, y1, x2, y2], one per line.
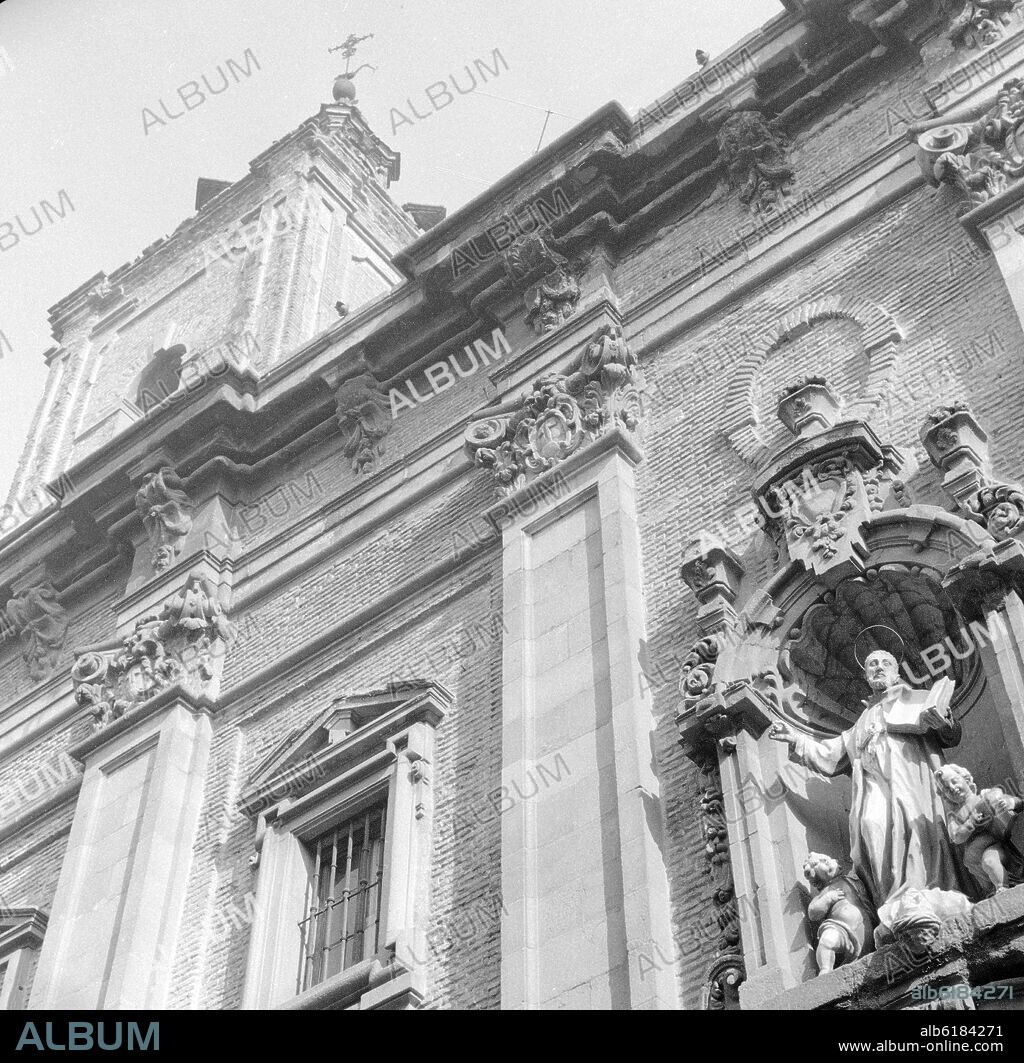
[699, 503, 1024, 1003]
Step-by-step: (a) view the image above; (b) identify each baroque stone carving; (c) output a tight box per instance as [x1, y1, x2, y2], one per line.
[680, 537, 744, 633]
[754, 378, 905, 577]
[948, 0, 1018, 48]
[717, 110, 794, 214]
[71, 575, 233, 730]
[925, 79, 1024, 212]
[524, 268, 581, 335]
[769, 649, 968, 920]
[698, 776, 745, 1010]
[935, 763, 1024, 893]
[502, 230, 564, 282]
[135, 467, 195, 572]
[5, 581, 69, 681]
[335, 372, 392, 474]
[498, 230, 582, 335]
[802, 852, 875, 974]
[464, 324, 641, 495]
[921, 401, 1024, 543]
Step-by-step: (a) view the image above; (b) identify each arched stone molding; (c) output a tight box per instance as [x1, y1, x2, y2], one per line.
[721, 297, 903, 466]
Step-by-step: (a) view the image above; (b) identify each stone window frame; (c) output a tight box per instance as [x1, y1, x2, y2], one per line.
[240, 683, 449, 1011]
[0, 909, 47, 1010]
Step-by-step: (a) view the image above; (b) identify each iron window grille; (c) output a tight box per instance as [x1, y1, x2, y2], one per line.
[297, 802, 387, 992]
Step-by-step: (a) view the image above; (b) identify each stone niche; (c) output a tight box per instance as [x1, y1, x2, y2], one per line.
[677, 379, 1024, 1011]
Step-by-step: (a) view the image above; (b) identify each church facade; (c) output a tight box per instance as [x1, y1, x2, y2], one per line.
[3, 0, 1024, 1011]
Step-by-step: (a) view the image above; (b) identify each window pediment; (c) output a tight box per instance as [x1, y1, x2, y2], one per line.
[238, 681, 450, 819]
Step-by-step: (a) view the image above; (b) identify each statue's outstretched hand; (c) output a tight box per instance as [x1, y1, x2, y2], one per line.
[768, 720, 797, 747]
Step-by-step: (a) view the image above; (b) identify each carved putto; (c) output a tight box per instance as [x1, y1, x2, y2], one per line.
[335, 372, 392, 474]
[135, 467, 195, 572]
[948, 0, 1018, 48]
[71, 575, 233, 731]
[802, 852, 875, 974]
[926, 78, 1024, 211]
[464, 324, 641, 495]
[717, 110, 794, 214]
[935, 763, 1024, 893]
[5, 581, 69, 681]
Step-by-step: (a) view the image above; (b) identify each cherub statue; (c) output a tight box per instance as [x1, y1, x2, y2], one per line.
[935, 763, 1023, 893]
[802, 852, 875, 974]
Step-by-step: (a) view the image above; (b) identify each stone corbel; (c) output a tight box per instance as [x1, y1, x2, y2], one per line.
[717, 110, 794, 214]
[133, 456, 196, 573]
[332, 371, 392, 474]
[4, 565, 69, 683]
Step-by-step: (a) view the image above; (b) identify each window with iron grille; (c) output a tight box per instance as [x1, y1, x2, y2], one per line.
[297, 802, 387, 992]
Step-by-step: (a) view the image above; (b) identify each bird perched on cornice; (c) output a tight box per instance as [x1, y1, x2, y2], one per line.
[696, 49, 710, 68]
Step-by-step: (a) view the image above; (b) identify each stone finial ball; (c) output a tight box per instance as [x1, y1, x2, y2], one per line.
[333, 75, 357, 102]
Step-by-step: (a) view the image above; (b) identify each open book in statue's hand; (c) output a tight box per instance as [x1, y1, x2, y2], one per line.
[883, 677, 955, 734]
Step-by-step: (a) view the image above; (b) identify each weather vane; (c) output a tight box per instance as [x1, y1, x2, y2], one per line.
[329, 33, 376, 80]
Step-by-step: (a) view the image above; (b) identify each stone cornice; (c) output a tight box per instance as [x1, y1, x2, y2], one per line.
[2, 0, 996, 611]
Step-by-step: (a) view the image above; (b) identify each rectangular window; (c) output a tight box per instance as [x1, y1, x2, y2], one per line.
[297, 802, 387, 992]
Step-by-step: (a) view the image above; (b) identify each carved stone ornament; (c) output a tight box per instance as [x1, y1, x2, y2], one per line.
[921, 401, 989, 473]
[754, 377, 906, 577]
[135, 466, 195, 572]
[5, 581, 69, 681]
[802, 852, 875, 975]
[71, 575, 234, 731]
[502, 230, 564, 283]
[464, 324, 641, 496]
[920, 401, 1024, 544]
[717, 110, 795, 214]
[948, 0, 1018, 48]
[699, 779, 745, 1010]
[924, 79, 1024, 212]
[335, 372, 392, 474]
[524, 267, 581, 335]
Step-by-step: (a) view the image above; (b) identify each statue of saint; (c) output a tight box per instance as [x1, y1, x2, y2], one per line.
[769, 649, 966, 913]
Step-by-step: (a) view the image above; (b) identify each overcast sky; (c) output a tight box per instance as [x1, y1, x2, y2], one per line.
[0, 0, 781, 500]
